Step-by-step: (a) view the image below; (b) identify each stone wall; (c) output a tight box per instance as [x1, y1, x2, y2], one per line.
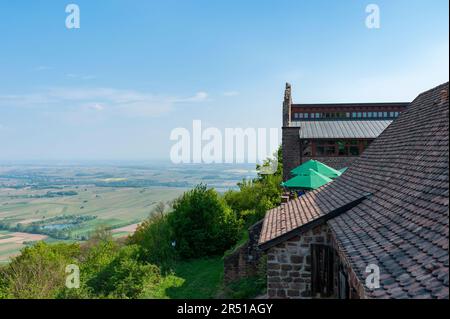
[224, 220, 264, 284]
[266, 224, 333, 299]
[329, 230, 367, 299]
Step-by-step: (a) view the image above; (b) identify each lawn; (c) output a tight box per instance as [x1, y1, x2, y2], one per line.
[155, 257, 224, 299]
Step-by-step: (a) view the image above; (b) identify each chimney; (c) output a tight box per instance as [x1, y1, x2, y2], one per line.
[283, 83, 292, 127]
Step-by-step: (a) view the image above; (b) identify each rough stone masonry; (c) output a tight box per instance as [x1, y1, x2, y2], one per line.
[266, 224, 333, 299]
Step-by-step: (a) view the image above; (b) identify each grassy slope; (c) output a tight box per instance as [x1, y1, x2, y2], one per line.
[148, 257, 224, 299]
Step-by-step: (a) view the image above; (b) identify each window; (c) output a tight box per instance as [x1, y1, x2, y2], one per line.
[357, 112, 362, 118]
[352, 112, 357, 118]
[383, 112, 388, 118]
[304, 113, 309, 119]
[363, 112, 367, 118]
[346, 112, 350, 118]
[302, 141, 312, 156]
[294, 113, 299, 119]
[337, 141, 346, 155]
[349, 145, 360, 156]
[394, 112, 399, 117]
[316, 140, 336, 156]
[316, 113, 320, 118]
[338, 267, 350, 299]
[315, 140, 365, 157]
[310, 113, 315, 119]
[299, 113, 304, 119]
[378, 112, 383, 117]
[389, 112, 394, 117]
[368, 112, 373, 118]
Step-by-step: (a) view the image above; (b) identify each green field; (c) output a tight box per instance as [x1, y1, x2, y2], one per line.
[0, 187, 184, 221]
[0, 186, 185, 263]
[0, 230, 22, 264]
[0, 163, 255, 264]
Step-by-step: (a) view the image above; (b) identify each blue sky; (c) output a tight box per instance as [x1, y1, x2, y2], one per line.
[0, 0, 448, 161]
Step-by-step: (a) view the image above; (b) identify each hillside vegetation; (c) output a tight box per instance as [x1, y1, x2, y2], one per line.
[0, 150, 282, 299]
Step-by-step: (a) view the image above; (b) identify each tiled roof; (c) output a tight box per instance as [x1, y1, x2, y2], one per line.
[291, 120, 392, 138]
[259, 189, 368, 249]
[292, 102, 409, 109]
[260, 82, 449, 299]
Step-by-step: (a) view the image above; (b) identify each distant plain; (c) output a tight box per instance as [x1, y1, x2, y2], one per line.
[0, 162, 256, 263]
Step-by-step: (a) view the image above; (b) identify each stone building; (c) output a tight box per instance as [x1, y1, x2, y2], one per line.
[260, 82, 449, 299]
[282, 83, 409, 180]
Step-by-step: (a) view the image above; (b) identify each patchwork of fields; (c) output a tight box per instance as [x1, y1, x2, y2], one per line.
[0, 162, 256, 263]
[0, 186, 184, 263]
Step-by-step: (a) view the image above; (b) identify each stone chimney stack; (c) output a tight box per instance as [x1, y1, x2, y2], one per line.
[283, 83, 292, 127]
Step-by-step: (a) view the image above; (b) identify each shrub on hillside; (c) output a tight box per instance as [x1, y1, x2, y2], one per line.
[129, 210, 176, 270]
[224, 148, 283, 226]
[85, 244, 162, 298]
[168, 184, 241, 259]
[0, 242, 80, 299]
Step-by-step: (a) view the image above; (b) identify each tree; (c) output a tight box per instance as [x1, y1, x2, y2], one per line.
[0, 242, 80, 299]
[224, 147, 283, 225]
[85, 245, 161, 299]
[168, 184, 241, 259]
[129, 207, 177, 270]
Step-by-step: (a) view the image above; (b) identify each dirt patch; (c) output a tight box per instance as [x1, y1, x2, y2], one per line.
[18, 218, 43, 225]
[111, 223, 140, 234]
[0, 232, 48, 244]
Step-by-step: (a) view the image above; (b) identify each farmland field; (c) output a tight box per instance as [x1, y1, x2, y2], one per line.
[0, 161, 256, 263]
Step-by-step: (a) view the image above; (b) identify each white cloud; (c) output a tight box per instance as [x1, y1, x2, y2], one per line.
[86, 103, 105, 111]
[0, 87, 210, 117]
[173, 91, 209, 103]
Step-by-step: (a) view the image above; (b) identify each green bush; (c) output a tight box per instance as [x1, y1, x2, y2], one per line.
[224, 148, 283, 226]
[88, 244, 162, 299]
[0, 242, 80, 299]
[168, 184, 241, 259]
[0, 265, 9, 299]
[129, 211, 176, 270]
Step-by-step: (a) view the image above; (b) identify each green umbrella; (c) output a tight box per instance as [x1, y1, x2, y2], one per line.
[281, 169, 333, 190]
[339, 167, 348, 174]
[291, 160, 342, 179]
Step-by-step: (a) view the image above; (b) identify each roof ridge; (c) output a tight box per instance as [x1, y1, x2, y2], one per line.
[412, 82, 449, 103]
